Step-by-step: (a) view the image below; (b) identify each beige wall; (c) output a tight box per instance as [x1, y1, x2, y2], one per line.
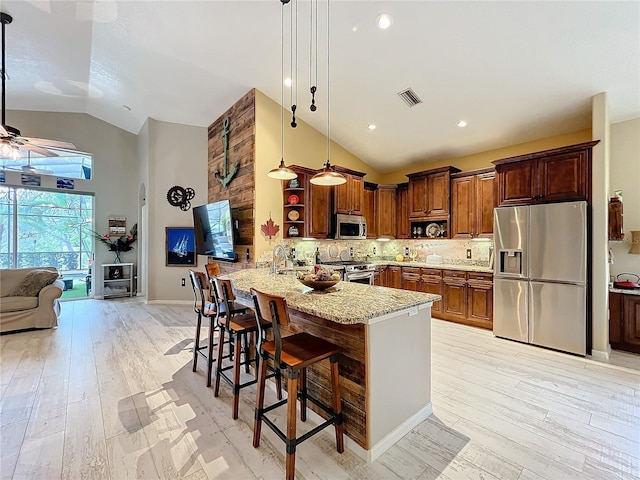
[381, 129, 592, 184]
[5, 110, 139, 296]
[609, 118, 640, 277]
[253, 90, 383, 261]
[143, 118, 208, 303]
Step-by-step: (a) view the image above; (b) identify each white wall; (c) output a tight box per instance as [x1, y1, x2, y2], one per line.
[609, 118, 640, 277]
[5, 110, 139, 297]
[143, 118, 208, 303]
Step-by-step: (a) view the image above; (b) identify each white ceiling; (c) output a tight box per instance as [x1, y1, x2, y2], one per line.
[2, 1, 639, 173]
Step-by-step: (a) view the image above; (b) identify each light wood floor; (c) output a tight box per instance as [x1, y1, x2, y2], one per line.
[1, 298, 638, 480]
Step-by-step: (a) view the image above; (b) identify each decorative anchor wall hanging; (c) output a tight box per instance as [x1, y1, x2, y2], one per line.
[214, 117, 240, 187]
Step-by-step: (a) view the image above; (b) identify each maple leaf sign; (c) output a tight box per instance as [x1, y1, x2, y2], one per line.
[261, 217, 280, 239]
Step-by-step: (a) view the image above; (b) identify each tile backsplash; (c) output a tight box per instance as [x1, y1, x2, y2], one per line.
[258, 238, 493, 267]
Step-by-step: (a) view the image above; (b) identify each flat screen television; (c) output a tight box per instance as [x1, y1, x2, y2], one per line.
[192, 200, 237, 262]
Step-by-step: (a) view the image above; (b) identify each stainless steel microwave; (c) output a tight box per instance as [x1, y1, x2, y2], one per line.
[335, 214, 367, 240]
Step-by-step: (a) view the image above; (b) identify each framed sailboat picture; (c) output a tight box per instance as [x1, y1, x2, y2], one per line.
[165, 227, 197, 266]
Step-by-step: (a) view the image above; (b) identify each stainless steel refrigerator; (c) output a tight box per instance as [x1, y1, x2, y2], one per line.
[493, 201, 587, 356]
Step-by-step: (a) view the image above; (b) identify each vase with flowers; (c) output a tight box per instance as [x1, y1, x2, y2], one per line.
[93, 223, 138, 263]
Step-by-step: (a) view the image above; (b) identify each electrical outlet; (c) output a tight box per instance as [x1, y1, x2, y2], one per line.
[466, 249, 472, 259]
[181, 278, 186, 287]
[405, 247, 409, 256]
[349, 247, 354, 256]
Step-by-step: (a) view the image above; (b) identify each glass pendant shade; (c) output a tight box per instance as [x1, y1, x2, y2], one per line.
[267, 158, 297, 180]
[310, 160, 346, 186]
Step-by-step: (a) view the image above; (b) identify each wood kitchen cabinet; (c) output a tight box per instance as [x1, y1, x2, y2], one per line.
[407, 166, 460, 219]
[451, 168, 495, 239]
[334, 167, 365, 215]
[466, 273, 493, 329]
[283, 166, 331, 239]
[374, 266, 387, 286]
[493, 141, 598, 206]
[610, 292, 640, 354]
[401, 267, 421, 291]
[376, 185, 397, 238]
[387, 266, 402, 289]
[396, 183, 410, 239]
[442, 271, 467, 321]
[421, 268, 443, 316]
[362, 183, 377, 239]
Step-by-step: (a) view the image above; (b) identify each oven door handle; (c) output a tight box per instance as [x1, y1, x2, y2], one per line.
[346, 271, 374, 283]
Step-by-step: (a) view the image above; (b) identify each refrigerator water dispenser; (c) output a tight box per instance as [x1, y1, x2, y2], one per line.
[498, 250, 523, 276]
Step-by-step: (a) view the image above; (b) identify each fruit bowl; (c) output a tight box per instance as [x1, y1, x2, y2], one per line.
[297, 278, 340, 291]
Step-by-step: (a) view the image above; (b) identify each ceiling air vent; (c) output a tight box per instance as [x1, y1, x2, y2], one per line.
[397, 88, 423, 107]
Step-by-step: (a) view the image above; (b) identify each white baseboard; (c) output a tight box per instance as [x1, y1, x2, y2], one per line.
[591, 346, 612, 360]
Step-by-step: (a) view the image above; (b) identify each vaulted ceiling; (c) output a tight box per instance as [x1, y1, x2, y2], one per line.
[2, 1, 638, 172]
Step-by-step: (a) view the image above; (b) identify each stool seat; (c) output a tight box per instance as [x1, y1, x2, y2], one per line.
[219, 312, 269, 333]
[262, 332, 341, 370]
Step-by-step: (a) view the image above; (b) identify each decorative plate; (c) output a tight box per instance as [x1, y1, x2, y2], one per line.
[288, 225, 300, 237]
[287, 209, 300, 221]
[425, 223, 440, 238]
[288, 194, 300, 205]
[288, 178, 300, 188]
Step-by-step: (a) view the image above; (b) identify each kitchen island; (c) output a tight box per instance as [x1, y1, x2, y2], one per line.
[226, 268, 440, 462]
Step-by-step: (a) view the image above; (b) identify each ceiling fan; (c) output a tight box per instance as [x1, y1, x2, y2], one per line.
[1, 12, 78, 160]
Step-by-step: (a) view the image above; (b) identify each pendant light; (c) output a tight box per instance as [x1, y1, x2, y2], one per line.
[267, 2, 296, 181]
[310, 0, 346, 186]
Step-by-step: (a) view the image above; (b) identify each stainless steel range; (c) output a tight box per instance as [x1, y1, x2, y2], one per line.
[321, 261, 376, 284]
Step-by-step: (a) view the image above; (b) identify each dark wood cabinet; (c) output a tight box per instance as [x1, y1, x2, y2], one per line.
[401, 267, 421, 291]
[362, 183, 377, 239]
[608, 201, 624, 241]
[334, 168, 365, 215]
[443, 275, 467, 321]
[451, 169, 495, 239]
[407, 166, 460, 219]
[421, 269, 443, 315]
[284, 166, 331, 239]
[467, 273, 493, 328]
[610, 292, 640, 354]
[396, 183, 410, 239]
[387, 266, 402, 289]
[376, 185, 397, 238]
[494, 141, 597, 206]
[374, 266, 387, 286]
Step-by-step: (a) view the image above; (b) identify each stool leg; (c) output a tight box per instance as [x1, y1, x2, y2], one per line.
[244, 332, 251, 374]
[214, 329, 225, 397]
[206, 318, 215, 387]
[192, 312, 202, 372]
[285, 369, 299, 480]
[252, 352, 269, 448]
[299, 367, 307, 422]
[330, 356, 344, 453]
[275, 364, 283, 401]
[232, 332, 242, 419]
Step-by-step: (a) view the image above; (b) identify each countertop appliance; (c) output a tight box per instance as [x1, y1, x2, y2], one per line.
[321, 260, 375, 284]
[493, 201, 587, 356]
[335, 214, 367, 240]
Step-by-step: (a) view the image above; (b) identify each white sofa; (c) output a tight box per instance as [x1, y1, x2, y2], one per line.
[0, 267, 64, 333]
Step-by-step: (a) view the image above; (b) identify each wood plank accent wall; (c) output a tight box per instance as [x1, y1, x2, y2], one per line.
[208, 89, 256, 273]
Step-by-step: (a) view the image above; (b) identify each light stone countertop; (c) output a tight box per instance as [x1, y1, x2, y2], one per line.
[226, 269, 441, 325]
[371, 261, 494, 273]
[609, 287, 640, 296]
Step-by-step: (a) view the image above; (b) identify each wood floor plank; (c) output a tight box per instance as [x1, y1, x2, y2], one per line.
[12, 430, 65, 480]
[105, 430, 160, 480]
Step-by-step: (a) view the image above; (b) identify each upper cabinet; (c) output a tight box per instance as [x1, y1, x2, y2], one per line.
[396, 183, 411, 239]
[451, 168, 496, 239]
[283, 166, 331, 239]
[376, 185, 397, 239]
[362, 182, 377, 239]
[407, 166, 461, 219]
[334, 167, 365, 215]
[493, 141, 598, 206]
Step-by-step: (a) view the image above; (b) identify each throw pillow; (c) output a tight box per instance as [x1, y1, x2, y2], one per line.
[8, 269, 60, 297]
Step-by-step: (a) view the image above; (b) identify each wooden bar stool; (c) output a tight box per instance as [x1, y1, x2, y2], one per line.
[189, 270, 219, 387]
[214, 278, 282, 419]
[251, 288, 344, 480]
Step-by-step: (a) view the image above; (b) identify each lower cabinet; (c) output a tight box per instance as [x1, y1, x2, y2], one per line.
[374, 266, 387, 286]
[610, 292, 640, 354]
[387, 266, 402, 289]
[443, 276, 467, 321]
[466, 274, 494, 329]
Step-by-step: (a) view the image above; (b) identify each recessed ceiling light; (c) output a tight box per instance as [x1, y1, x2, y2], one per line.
[376, 13, 392, 30]
[284, 77, 292, 87]
[352, 26, 358, 32]
[368, 124, 376, 130]
[457, 120, 468, 127]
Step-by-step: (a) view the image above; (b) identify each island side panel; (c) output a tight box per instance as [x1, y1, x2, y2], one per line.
[367, 305, 432, 451]
[285, 309, 368, 449]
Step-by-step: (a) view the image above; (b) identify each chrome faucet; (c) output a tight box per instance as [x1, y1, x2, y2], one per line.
[272, 244, 286, 274]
